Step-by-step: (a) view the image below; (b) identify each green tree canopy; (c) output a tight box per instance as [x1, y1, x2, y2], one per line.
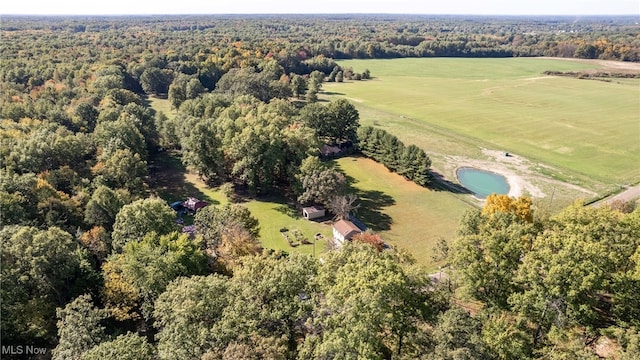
[511, 203, 640, 331]
[104, 231, 207, 320]
[300, 98, 360, 144]
[52, 294, 107, 360]
[111, 197, 178, 252]
[300, 243, 434, 359]
[82, 333, 156, 360]
[450, 210, 537, 307]
[84, 185, 125, 230]
[1, 226, 97, 347]
[154, 274, 230, 359]
[295, 156, 346, 205]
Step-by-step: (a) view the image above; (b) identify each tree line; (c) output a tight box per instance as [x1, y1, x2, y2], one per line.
[358, 126, 432, 186]
[4, 194, 638, 359]
[4, 15, 639, 63]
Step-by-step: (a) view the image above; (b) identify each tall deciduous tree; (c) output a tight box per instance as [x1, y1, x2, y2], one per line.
[510, 203, 640, 338]
[480, 311, 533, 360]
[178, 115, 226, 181]
[140, 67, 173, 95]
[301, 243, 433, 359]
[430, 307, 489, 360]
[94, 148, 147, 194]
[194, 204, 260, 265]
[84, 185, 125, 229]
[82, 333, 156, 360]
[483, 194, 534, 223]
[103, 231, 207, 320]
[154, 275, 230, 359]
[216, 222, 261, 273]
[0, 171, 38, 226]
[52, 294, 107, 360]
[296, 156, 346, 205]
[301, 99, 359, 144]
[290, 74, 307, 98]
[326, 98, 359, 144]
[93, 116, 147, 158]
[450, 210, 535, 307]
[111, 198, 178, 252]
[327, 193, 359, 221]
[1, 226, 97, 347]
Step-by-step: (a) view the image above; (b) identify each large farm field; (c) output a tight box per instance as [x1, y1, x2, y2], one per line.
[324, 58, 640, 190]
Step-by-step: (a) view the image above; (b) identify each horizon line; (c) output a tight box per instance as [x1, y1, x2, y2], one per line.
[2, 12, 639, 17]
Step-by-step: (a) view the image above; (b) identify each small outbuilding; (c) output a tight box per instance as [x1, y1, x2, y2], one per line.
[183, 197, 208, 214]
[319, 144, 342, 157]
[332, 219, 363, 245]
[303, 206, 326, 220]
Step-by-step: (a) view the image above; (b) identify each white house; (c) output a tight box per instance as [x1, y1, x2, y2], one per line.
[332, 219, 362, 245]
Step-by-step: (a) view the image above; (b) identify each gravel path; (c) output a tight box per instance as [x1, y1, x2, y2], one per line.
[597, 184, 640, 206]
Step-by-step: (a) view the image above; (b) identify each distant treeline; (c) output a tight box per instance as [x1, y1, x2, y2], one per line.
[2, 14, 639, 62]
[544, 70, 640, 79]
[357, 126, 431, 186]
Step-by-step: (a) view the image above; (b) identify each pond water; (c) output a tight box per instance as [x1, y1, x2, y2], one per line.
[456, 167, 510, 199]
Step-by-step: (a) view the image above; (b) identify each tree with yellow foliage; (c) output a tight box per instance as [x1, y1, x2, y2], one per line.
[482, 194, 533, 223]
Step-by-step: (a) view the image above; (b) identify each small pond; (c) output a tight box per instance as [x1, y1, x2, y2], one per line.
[456, 167, 510, 199]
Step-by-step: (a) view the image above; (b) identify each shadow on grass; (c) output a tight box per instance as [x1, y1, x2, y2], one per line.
[274, 203, 302, 219]
[429, 170, 473, 195]
[354, 189, 394, 231]
[337, 169, 395, 231]
[148, 151, 220, 205]
[252, 193, 304, 219]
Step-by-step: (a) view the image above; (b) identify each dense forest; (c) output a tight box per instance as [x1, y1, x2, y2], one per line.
[1, 14, 639, 359]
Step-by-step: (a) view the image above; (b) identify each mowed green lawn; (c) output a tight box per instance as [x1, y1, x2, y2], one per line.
[325, 58, 640, 186]
[243, 198, 333, 257]
[178, 176, 333, 257]
[336, 157, 471, 268]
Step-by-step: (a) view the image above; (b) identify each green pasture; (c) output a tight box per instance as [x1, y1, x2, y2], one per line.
[326, 58, 640, 187]
[335, 157, 470, 269]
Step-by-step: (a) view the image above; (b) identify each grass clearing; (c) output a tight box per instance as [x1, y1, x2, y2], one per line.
[146, 96, 178, 120]
[148, 151, 226, 206]
[335, 156, 471, 269]
[148, 152, 332, 257]
[148, 152, 469, 267]
[325, 58, 640, 188]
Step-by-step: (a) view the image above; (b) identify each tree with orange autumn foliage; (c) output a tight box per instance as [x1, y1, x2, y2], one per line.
[352, 231, 385, 252]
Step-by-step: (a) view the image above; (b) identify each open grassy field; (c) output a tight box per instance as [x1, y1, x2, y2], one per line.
[325, 58, 640, 187]
[148, 151, 333, 257]
[146, 96, 178, 120]
[148, 152, 469, 268]
[335, 156, 471, 268]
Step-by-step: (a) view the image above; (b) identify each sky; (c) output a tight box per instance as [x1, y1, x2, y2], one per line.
[1, 0, 638, 16]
